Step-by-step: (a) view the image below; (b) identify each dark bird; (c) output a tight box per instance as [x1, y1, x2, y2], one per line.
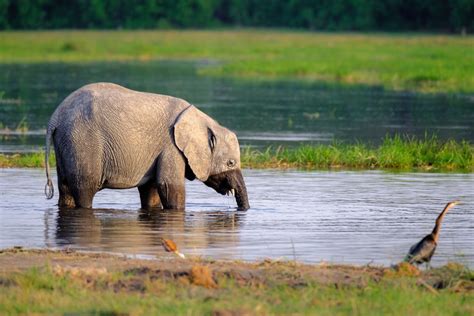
[405, 200, 460, 267]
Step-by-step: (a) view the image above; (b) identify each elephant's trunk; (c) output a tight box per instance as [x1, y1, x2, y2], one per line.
[228, 169, 250, 211]
[204, 169, 250, 210]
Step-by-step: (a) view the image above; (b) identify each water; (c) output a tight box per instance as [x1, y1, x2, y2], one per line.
[1, 61, 473, 152]
[1, 61, 473, 267]
[1, 168, 472, 267]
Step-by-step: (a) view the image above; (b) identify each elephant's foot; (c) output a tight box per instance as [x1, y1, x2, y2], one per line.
[138, 182, 162, 210]
[157, 182, 185, 210]
[58, 194, 76, 208]
[69, 187, 96, 209]
[57, 178, 76, 208]
[140, 195, 162, 210]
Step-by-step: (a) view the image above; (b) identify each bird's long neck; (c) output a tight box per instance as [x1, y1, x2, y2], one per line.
[431, 203, 453, 242]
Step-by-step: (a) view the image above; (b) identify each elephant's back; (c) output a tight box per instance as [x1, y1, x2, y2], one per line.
[58, 82, 188, 118]
[53, 82, 190, 135]
[51, 83, 189, 188]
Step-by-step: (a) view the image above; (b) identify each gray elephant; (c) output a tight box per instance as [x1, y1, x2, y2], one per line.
[44, 82, 249, 210]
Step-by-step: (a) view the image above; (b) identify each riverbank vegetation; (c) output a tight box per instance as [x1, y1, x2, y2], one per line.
[0, 30, 473, 93]
[1, 135, 472, 171]
[242, 135, 474, 171]
[0, 249, 472, 315]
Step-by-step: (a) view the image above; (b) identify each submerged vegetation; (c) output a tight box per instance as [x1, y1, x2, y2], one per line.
[0, 249, 472, 315]
[0, 31, 473, 93]
[1, 135, 472, 171]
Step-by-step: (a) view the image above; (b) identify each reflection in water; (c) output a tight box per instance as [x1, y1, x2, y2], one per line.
[1, 168, 473, 267]
[48, 207, 245, 257]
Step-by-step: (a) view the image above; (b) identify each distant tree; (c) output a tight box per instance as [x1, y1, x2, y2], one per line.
[9, 0, 48, 29]
[0, 0, 9, 29]
[450, 0, 474, 33]
[0, 0, 472, 32]
[164, 0, 219, 27]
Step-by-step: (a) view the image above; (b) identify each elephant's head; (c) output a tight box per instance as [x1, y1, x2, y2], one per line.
[174, 106, 250, 210]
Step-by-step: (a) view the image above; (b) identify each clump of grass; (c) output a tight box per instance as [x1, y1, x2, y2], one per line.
[377, 135, 473, 170]
[0, 152, 53, 168]
[242, 135, 473, 171]
[60, 41, 79, 52]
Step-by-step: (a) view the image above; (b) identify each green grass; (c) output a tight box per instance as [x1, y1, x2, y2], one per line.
[0, 30, 473, 93]
[1, 264, 472, 315]
[243, 135, 473, 171]
[1, 135, 472, 171]
[0, 152, 47, 168]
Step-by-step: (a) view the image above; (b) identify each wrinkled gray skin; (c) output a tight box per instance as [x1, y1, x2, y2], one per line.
[44, 83, 249, 210]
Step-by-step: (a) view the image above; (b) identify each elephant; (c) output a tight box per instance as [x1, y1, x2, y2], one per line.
[44, 82, 249, 210]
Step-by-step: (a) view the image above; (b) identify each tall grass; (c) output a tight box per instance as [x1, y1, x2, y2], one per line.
[0, 30, 473, 93]
[241, 135, 473, 171]
[0, 152, 48, 168]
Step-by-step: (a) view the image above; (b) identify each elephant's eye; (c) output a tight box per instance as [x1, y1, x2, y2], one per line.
[227, 159, 236, 168]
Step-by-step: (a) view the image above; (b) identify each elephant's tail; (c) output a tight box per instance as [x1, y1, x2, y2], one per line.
[44, 123, 55, 199]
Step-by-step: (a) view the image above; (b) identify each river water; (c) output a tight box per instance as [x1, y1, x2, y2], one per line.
[1, 61, 473, 267]
[1, 61, 473, 152]
[1, 168, 472, 267]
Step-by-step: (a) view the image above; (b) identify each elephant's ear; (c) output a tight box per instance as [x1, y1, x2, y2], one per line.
[174, 106, 213, 181]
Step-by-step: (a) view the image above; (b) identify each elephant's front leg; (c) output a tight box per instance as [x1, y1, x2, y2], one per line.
[138, 181, 162, 210]
[156, 150, 186, 210]
[157, 181, 185, 210]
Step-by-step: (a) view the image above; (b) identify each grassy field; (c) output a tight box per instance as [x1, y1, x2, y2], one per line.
[2, 135, 472, 171]
[0, 249, 472, 315]
[0, 30, 473, 93]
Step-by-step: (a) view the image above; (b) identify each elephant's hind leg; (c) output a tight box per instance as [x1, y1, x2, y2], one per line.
[67, 176, 98, 209]
[56, 161, 75, 208]
[71, 185, 96, 209]
[58, 180, 76, 208]
[138, 181, 162, 209]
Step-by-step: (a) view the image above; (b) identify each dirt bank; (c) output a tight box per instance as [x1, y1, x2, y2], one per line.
[1, 248, 472, 315]
[1, 248, 472, 292]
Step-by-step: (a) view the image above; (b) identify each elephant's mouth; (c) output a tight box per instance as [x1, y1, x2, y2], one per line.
[225, 189, 236, 197]
[204, 169, 250, 210]
[216, 186, 236, 197]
